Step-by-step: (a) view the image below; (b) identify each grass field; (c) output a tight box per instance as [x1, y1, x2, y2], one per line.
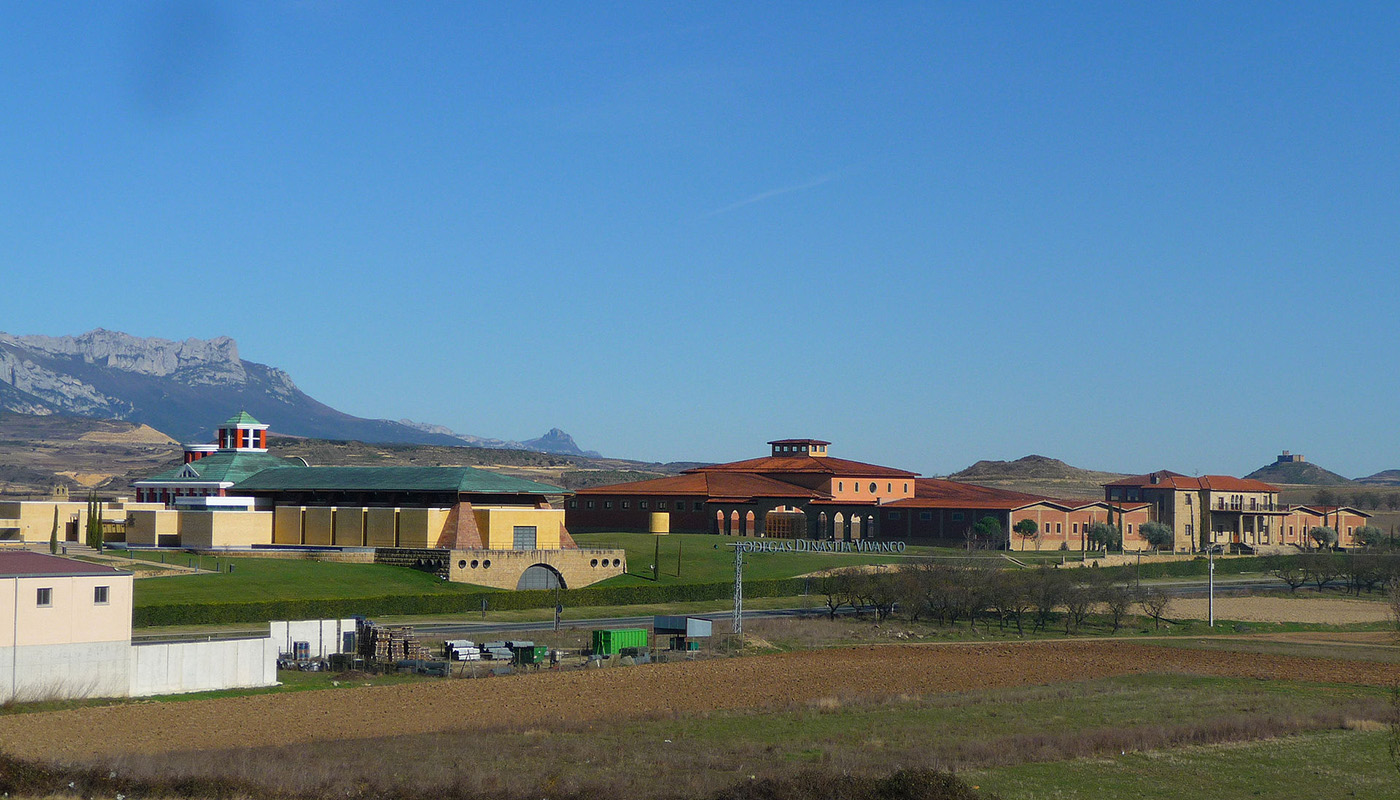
[128, 555, 478, 606]
[56, 670, 1400, 799]
[574, 532, 941, 585]
[971, 728, 1399, 799]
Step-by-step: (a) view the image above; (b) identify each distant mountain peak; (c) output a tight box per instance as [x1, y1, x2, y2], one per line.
[0, 329, 603, 457]
[523, 428, 600, 458]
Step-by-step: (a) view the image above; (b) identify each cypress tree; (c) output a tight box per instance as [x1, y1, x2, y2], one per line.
[49, 505, 59, 555]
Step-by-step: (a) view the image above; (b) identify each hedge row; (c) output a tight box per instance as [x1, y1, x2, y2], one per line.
[1095, 554, 1301, 581]
[133, 577, 809, 627]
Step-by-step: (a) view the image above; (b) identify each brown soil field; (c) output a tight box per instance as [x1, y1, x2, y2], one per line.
[1169, 595, 1392, 624]
[3, 640, 1398, 764]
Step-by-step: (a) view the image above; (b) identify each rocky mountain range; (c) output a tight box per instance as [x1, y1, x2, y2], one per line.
[0, 329, 594, 456]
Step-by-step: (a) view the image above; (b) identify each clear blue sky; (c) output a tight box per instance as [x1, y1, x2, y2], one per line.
[4, 3, 1397, 478]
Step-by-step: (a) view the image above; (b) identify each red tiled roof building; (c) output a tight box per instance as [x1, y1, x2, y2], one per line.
[567, 439, 917, 540]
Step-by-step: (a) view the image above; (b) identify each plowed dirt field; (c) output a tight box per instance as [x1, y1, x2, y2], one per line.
[4, 640, 1397, 763]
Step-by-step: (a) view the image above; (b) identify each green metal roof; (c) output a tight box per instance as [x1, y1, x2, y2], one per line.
[232, 465, 565, 495]
[222, 410, 263, 427]
[138, 452, 304, 485]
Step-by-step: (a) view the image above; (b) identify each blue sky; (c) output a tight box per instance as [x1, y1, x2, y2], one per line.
[3, 3, 1397, 478]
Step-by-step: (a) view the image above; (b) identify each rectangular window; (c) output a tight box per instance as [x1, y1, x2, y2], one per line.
[94, 586, 109, 605]
[640, 501, 649, 509]
[658, 501, 668, 510]
[888, 511, 900, 521]
[512, 526, 537, 550]
[1073, 523, 1079, 534]
[621, 501, 630, 509]
[1127, 524, 1133, 534]
[951, 512, 964, 522]
[36, 587, 52, 607]
[568, 500, 578, 509]
[586, 501, 595, 509]
[694, 502, 703, 511]
[1056, 523, 1062, 533]
[604, 501, 613, 509]
[919, 511, 932, 521]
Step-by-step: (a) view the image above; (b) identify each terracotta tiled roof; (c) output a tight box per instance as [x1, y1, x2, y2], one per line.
[689, 455, 917, 478]
[0, 552, 127, 578]
[574, 471, 823, 502]
[1105, 470, 1278, 493]
[885, 479, 1048, 510]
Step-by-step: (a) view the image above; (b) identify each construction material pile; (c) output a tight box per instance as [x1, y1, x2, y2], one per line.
[357, 620, 430, 664]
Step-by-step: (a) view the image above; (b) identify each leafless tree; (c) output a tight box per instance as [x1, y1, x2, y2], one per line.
[1140, 587, 1172, 631]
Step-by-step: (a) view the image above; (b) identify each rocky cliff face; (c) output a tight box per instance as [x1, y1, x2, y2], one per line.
[0, 330, 594, 455]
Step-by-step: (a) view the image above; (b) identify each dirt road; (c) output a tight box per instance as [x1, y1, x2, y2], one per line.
[3, 640, 1396, 763]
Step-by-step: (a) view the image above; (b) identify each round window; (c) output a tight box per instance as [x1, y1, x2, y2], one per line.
[590, 559, 598, 567]
[613, 558, 621, 567]
[470, 560, 479, 569]
[869, 482, 877, 493]
[483, 559, 491, 569]
[458, 560, 467, 569]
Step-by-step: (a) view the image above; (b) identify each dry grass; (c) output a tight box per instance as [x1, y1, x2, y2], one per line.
[1170, 595, 1392, 624]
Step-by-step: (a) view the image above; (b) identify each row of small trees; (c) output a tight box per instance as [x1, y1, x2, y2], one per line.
[1272, 550, 1400, 595]
[817, 562, 1173, 634]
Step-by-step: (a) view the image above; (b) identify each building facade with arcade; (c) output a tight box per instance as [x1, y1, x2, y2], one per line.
[567, 439, 918, 540]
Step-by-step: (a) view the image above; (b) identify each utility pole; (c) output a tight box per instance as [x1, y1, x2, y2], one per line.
[732, 544, 743, 637]
[653, 536, 660, 582]
[676, 540, 682, 578]
[1208, 546, 1215, 628]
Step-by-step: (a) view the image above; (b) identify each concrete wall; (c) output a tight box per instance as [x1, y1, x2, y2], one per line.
[334, 507, 367, 547]
[270, 619, 357, 658]
[177, 511, 274, 548]
[447, 547, 625, 589]
[273, 506, 305, 544]
[126, 509, 181, 546]
[129, 637, 279, 697]
[0, 640, 132, 702]
[472, 506, 566, 550]
[397, 508, 449, 548]
[365, 507, 398, 547]
[303, 507, 335, 546]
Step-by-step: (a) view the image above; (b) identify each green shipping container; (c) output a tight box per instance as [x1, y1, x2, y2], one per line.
[514, 645, 548, 665]
[592, 628, 647, 655]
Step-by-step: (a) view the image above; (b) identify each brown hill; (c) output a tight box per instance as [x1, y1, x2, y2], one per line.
[947, 454, 1126, 499]
[0, 412, 682, 499]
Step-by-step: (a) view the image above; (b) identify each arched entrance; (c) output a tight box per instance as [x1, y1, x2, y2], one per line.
[744, 510, 756, 536]
[517, 564, 566, 590]
[850, 515, 863, 541]
[715, 509, 725, 535]
[764, 507, 807, 539]
[729, 510, 740, 535]
[818, 512, 829, 539]
[833, 512, 846, 541]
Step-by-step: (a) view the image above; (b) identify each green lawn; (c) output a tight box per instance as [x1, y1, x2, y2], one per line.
[574, 531, 947, 585]
[131, 556, 480, 606]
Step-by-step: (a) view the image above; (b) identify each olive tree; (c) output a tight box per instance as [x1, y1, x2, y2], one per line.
[1309, 526, 1339, 551]
[1140, 521, 1174, 552]
[1086, 521, 1122, 552]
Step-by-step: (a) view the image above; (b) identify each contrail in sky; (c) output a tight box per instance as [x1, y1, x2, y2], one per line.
[704, 172, 839, 217]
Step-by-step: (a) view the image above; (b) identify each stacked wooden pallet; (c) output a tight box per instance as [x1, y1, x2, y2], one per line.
[357, 622, 431, 664]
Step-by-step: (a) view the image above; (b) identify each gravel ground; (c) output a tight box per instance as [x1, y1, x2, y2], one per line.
[2, 639, 1398, 764]
[1169, 595, 1393, 624]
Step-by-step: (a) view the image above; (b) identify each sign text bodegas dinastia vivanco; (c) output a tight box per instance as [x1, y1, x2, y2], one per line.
[733, 539, 907, 554]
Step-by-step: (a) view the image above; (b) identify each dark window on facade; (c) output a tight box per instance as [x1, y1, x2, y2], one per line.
[586, 501, 595, 509]
[36, 588, 52, 607]
[640, 501, 649, 509]
[919, 511, 932, 521]
[604, 501, 613, 509]
[888, 511, 900, 520]
[658, 501, 667, 509]
[951, 512, 964, 522]
[568, 500, 578, 509]
[94, 586, 109, 605]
